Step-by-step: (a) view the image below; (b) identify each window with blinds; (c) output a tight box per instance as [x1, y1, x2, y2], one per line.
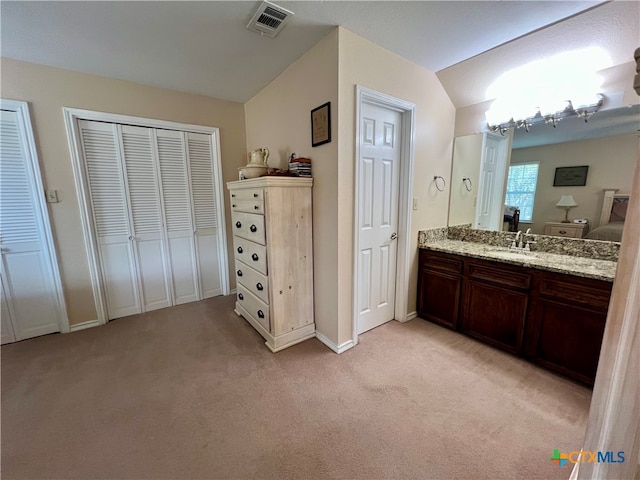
[505, 162, 540, 222]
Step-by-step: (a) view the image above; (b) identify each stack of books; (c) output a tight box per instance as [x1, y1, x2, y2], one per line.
[289, 158, 312, 177]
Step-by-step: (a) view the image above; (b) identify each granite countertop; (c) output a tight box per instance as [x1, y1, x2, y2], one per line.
[420, 240, 618, 282]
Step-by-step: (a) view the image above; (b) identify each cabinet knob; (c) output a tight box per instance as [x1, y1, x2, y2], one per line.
[235, 221, 241, 228]
[257, 310, 265, 319]
[253, 193, 258, 198]
[256, 283, 263, 291]
[559, 230, 567, 234]
[252, 253, 259, 261]
[237, 246, 243, 254]
[254, 205, 259, 210]
[250, 224, 257, 233]
[232, 204, 236, 208]
[237, 270, 243, 277]
[238, 293, 244, 300]
[232, 194, 236, 198]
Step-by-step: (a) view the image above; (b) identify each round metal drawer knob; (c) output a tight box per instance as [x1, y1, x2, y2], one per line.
[256, 283, 263, 291]
[252, 253, 259, 261]
[237, 270, 243, 277]
[257, 310, 265, 319]
[235, 221, 241, 228]
[559, 230, 567, 234]
[238, 293, 244, 300]
[237, 246, 243, 254]
[250, 224, 257, 233]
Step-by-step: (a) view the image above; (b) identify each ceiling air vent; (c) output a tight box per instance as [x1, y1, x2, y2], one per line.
[247, 1, 294, 38]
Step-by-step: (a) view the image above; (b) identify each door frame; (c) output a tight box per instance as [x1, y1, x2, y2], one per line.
[352, 86, 416, 345]
[63, 108, 229, 325]
[0, 99, 69, 334]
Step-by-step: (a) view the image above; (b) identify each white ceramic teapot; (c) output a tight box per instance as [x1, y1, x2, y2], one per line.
[247, 147, 270, 166]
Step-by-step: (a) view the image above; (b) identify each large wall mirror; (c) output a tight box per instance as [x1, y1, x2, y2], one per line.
[448, 104, 639, 240]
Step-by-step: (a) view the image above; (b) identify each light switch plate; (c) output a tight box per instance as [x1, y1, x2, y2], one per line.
[46, 189, 59, 203]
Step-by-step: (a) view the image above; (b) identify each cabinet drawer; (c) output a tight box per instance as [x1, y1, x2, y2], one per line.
[237, 285, 270, 332]
[538, 276, 611, 310]
[545, 225, 580, 238]
[231, 199, 264, 214]
[232, 211, 266, 245]
[236, 261, 269, 304]
[420, 250, 463, 274]
[233, 236, 267, 275]
[230, 188, 264, 202]
[467, 262, 531, 290]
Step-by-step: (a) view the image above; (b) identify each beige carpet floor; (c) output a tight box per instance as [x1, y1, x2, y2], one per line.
[1, 294, 591, 479]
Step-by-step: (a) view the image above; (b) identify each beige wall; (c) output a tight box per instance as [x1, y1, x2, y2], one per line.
[244, 30, 340, 342]
[511, 133, 638, 233]
[448, 134, 483, 226]
[337, 28, 456, 345]
[244, 28, 456, 348]
[1, 57, 247, 325]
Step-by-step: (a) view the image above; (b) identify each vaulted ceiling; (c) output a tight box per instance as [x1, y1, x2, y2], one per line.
[5, 0, 633, 105]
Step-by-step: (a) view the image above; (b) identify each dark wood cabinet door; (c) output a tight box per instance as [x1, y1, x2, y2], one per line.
[417, 267, 461, 329]
[528, 299, 606, 385]
[461, 281, 528, 354]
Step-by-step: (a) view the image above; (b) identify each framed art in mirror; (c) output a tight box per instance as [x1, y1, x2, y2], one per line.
[554, 165, 589, 186]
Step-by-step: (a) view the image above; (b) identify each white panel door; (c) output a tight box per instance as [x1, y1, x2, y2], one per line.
[79, 120, 141, 319]
[120, 125, 171, 311]
[156, 129, 199, 305]
[475, 134, 509, 231]
[357, 102, 401, 334]
[187, 132, 222, 299]
[0, 109, 62, 341]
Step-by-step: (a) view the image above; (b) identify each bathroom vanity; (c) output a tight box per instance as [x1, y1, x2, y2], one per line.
[417, 241, 615, 385]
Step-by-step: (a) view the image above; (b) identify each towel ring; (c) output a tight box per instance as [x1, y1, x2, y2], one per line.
[433, 175, 446, 192]
[462, 177, 472, 192]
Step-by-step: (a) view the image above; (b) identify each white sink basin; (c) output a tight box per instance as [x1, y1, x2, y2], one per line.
[488, 250, 537, 261]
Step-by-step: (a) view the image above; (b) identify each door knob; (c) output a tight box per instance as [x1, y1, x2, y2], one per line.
[390, 233, 398, 240]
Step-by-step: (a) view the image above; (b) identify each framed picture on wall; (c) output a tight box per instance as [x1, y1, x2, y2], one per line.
[311, 102, 331, 147]
[554, 166, 589, 186]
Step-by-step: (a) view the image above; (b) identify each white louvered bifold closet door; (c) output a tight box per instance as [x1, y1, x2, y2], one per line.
[187, 132, 222, 298]
[156, 129, 199, 305]
[0, 110, 60, 342]
[120, 125, 171, 311]
[79, 120, 141, 318]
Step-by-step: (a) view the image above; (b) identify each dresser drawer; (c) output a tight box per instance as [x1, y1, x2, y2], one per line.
[233, 236, 267, 275]
[236, 261, 269, 304]
[232, 211, 266, 245]
[237, 285, 270, 332]
[230, 188, 263, 202]
[231, 199, 264, 214]
[544, 223, 587, 238]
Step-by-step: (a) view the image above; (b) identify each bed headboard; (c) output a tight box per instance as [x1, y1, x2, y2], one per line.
[599, 189, 630, 225]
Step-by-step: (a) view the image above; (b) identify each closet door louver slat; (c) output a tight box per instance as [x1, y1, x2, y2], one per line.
[187, 132, 222, 298]
[79, 120, 141, 318]
[121, 125, 171, 311]
[156, 129, 199, 304]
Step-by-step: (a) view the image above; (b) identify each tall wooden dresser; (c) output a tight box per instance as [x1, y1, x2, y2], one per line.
[227, 177, 314, 352]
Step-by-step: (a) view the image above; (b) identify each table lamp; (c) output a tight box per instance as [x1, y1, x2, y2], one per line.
[556, 195, 578, 223]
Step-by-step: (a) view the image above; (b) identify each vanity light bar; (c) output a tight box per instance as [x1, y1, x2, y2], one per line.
[488, 94, 604, 135]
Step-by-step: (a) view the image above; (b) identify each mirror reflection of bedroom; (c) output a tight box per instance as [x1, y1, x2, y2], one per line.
[449, 103, 639, 243]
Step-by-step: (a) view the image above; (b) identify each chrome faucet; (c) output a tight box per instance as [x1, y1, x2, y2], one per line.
[523, 228, 537, 251]
[510, 230, 522, 249]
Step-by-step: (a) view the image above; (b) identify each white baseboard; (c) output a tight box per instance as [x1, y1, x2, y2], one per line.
[228, 289, 237, 295]
[69, 319, 100, 333]
[406, 311, 418, 321]
[315, 331, 355, 354]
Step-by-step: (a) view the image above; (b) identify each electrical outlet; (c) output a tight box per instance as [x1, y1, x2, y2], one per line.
[412, 198, 418, 210]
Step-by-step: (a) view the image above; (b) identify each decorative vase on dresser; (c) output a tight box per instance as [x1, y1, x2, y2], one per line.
[227, 177, 314, 352]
